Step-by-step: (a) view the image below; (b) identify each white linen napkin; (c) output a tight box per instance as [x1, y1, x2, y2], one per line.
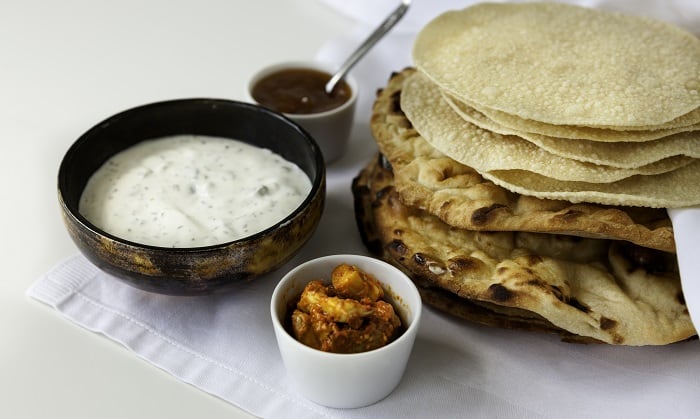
[26, 253, 700, 419]
[669, 207, 700, 328]
[28, 1, 700, 418]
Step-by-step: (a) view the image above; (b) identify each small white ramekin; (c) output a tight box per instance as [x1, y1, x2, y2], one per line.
[247, 61, 358, 164]
[270, 254, 422, 408]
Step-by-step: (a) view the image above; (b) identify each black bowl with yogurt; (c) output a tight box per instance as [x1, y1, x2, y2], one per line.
[58, 98, 325, 295]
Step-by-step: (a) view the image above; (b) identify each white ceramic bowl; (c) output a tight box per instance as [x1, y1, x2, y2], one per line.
[247, 61, 358, 164]
[270, 254, 422, 409]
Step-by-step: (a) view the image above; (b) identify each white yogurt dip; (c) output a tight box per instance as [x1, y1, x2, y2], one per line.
[79, 135, 312, 247]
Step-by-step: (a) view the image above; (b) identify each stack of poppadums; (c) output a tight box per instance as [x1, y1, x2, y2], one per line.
[352, 2, 700, 345]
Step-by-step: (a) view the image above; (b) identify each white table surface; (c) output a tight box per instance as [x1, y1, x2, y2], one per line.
[6, 1, 700, 418]
[0, 1, 352, 418]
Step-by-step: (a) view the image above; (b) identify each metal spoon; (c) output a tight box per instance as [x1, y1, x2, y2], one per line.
[324, 0, 411, 95]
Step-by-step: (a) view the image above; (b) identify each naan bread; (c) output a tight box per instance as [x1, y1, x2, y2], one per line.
[401, 71, 694, 182]
[352, 157, 598, 343]
[442, 93, 700, 168]
[351, 155, 696, 345]
[371, 68, 675, 252]
[413, 2, 700, 127]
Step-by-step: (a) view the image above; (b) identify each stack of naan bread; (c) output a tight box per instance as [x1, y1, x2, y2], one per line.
[352, 2, 700, 345]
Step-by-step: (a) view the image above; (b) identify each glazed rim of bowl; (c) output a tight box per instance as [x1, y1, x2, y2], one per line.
[58, 97, 325, 251]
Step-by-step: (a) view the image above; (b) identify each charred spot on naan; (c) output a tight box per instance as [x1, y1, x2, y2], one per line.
[471, 204, 509, 226]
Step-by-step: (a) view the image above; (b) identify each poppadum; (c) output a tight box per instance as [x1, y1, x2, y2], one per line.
[413, 2, 700, 127]
[441, 93, 700, 168]
[400, 71, 694, 183]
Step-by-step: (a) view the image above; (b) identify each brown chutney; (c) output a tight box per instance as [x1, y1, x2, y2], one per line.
[251, 68, 352, 114]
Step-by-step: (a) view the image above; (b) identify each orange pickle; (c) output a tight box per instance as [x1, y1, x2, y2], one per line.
[286, 263, 404, 353]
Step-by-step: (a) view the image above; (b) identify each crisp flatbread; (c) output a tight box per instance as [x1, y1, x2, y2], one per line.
[401, 71, 694, 182]
[442, 93, 700, 168]
[482, 164, 700, 208]
[413, 2, 700, 127]
[445, 93, 700, 141]
[371, 68, 675, 252]
[351, 155, 696, 345]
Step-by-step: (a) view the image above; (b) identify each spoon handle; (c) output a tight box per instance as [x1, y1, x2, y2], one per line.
[325, 0, 411, 94]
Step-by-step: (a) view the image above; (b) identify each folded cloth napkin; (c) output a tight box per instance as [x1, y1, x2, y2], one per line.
[26, 254, 700, 419]
[29, 1, 700, 418]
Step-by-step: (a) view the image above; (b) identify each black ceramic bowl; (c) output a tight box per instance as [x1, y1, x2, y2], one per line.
[58, 98, 325, 295]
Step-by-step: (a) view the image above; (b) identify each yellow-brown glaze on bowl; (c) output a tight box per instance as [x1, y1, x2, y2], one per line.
[58, 98, 325, 295]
